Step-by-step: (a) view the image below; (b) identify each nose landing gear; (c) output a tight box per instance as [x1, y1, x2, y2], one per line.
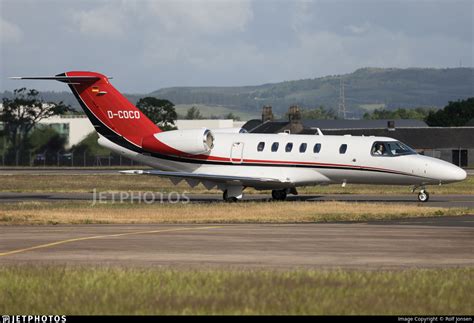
[413, 186, 430, 202]
[417, 190, 430, 202]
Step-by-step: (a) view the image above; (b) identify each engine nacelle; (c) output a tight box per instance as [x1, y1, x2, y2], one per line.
[211, 127, 247, 134]
[142, 128, 214, 155]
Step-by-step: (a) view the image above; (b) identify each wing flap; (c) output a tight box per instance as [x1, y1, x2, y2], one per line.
[120, 169, 289, 187]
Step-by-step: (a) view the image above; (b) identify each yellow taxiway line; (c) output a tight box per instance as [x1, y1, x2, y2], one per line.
[0, 226, 221, 257]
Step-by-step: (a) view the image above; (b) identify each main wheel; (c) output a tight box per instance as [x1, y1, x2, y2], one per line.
[271, 189, 287, 201]
[223, 190, 238, 202]
[418, 190, 430, 202]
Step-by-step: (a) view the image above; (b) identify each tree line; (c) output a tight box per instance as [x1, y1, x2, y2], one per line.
[1, 87, 472, 165]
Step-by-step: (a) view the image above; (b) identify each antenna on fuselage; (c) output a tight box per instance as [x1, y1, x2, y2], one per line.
[310, 128, 324, 136]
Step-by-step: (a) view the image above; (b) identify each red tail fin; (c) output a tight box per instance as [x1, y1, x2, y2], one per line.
[63, 71, 161, 148]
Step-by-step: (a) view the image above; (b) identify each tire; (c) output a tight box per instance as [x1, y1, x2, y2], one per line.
[418, 191, 429, 202]
[271, 189, 287, 201]
[223, 190, 238, 203]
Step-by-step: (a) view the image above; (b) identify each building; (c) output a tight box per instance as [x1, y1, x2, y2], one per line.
[37, 116, 245, 148]
[38, 115, 95, 148]
[176, 119, 246, 130]
[243, 106, 474, 168]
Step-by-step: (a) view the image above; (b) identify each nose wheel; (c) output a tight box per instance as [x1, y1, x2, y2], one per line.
[417, 190, 430, 202]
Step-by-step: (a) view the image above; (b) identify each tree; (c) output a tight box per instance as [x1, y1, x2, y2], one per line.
[1, 88, 70, 159]
[224, 112, 241, 121]
[29, 127, 67, 154]
[185, 106, 203, 120]
[299, 106, 337, 120]
[70, 132, 110, 156]
[363, 107, 434, 120]
[425, 98, 474, 126]
[136, 97, 177, 131]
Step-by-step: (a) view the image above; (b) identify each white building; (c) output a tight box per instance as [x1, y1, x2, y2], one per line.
[1, 103, 246, 149]
[38, 115, 95, 148]
[176, 119, 246, 130]
[38, 116, 246, 148]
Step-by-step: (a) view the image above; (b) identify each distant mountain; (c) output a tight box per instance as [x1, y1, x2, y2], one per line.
[2, 67, 473, 118]
[151, 67, 474, 117]
[0, 90, 143, 112]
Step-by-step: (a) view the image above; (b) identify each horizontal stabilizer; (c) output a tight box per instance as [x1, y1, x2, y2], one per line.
[9, 75, 101, 84]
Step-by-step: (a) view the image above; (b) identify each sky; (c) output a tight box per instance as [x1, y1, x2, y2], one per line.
[1, 0, 473, 93]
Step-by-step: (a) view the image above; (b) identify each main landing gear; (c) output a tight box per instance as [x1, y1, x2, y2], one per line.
[271, 189, 287, 201]
[222, 186, 243, 202]
[271, 188, 297, 201]
[222, 187, 298, 202]
[223, 190, 238, 202]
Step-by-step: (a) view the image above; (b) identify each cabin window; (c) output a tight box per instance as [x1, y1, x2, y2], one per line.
[371, 141, 416, 156]
[285, 143, 293, 152]
[271, 142, 279, 152]
[299, 143, 307, 153]
[339, 144, 347, 154]
[313, 143, 321, 153]
[257, 142, 265, 152]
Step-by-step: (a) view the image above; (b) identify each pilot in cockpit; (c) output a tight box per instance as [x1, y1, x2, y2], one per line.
[373, 143, 385, 155]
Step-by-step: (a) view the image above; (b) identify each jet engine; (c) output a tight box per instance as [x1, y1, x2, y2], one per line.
[142, 128, 214, 155]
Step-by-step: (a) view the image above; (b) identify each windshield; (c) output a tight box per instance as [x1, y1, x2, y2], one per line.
[371, 141, 417, 156]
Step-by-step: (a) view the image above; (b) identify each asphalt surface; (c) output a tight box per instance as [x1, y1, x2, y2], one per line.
[0, 216, 473, 268]
[0, 192, 473, 208]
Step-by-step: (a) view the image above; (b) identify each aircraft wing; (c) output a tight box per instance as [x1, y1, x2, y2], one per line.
[120, 169, 289, 189]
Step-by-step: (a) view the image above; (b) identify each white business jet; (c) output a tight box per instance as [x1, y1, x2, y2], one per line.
[12, 71, 467, 202]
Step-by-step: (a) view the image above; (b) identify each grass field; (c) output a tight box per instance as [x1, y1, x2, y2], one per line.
[1, 174, 473, 195]
[0, 266, 471, 315]
[0, 200, 470, 225]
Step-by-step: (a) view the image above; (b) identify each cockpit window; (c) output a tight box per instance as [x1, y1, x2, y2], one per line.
[371, 141, 416, 156]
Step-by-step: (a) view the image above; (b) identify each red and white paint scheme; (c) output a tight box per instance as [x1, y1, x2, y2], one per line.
[12, 71, 467, 202]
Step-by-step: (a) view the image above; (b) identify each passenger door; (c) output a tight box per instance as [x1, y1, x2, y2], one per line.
[230, 142, 244, 164]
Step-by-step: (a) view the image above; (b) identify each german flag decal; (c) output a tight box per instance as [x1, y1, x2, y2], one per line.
[91, 87, 100, 93]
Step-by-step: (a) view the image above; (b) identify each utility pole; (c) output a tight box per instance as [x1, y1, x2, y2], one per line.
[338, 77, 346, 119]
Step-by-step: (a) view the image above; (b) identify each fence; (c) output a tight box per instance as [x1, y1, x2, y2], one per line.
[0, 150, 143, 167]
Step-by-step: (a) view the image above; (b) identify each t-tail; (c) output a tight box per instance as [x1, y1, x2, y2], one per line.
[10, 71, 161, 151]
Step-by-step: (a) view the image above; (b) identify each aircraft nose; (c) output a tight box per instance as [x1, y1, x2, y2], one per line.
[444, 164, 467, 182]
[452, 166, 467, 181]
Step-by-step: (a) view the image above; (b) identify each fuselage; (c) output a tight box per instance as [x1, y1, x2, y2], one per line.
[100, 132, 467, 190]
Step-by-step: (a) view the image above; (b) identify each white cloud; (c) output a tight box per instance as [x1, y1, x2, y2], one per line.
[1, 0, 472, 92]
[345, 22, 372, 35]
[290, 1, 314, 32]
[72, 3, 128, 37]
[0, 18, 23, 44]
[147, 0, 253, 34]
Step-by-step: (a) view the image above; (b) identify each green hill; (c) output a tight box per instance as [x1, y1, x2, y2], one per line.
[151, 67, 473, 118]
[2, 67, 472, 119]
